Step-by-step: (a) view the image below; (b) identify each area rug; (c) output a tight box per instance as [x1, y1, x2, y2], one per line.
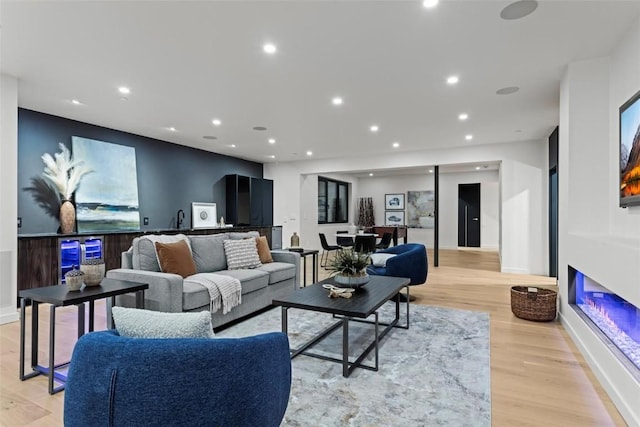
[217, 303, 491, 426]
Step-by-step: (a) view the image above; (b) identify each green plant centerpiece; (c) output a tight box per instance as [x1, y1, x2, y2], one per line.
[327, 248, 371, 288]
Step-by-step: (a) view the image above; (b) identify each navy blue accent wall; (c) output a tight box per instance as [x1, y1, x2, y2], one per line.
[17, 109, 263, 234]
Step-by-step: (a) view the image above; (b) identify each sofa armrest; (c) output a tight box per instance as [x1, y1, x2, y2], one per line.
[106, 269, 184, 313]
[270, 250, 301, 287]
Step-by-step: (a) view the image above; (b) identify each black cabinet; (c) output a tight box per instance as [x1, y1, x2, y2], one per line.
[226, 175, 273, 226]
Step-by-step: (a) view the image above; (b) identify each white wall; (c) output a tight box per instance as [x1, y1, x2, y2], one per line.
[265, 138, 547, 275]
[355, 170, 499, 250]
[439, 170, 500, 250]
[558, 17, 640, 425]
[0, 74, 19, 324]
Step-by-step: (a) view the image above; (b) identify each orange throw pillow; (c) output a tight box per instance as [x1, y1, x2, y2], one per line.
[255, 236, 273, 264]
[154, 240, 196, 278]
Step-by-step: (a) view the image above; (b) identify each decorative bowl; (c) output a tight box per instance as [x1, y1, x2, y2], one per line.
[333, 273, 370, 289]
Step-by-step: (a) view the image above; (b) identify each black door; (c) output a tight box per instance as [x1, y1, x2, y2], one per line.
[458, 183, 481, 247]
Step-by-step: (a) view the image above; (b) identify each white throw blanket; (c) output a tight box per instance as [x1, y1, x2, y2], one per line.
[185, 273, 242, 314]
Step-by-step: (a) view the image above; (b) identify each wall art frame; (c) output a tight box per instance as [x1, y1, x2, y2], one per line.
[192, 202, 218, 229]
[385, 193, 405, 210]
[385, 210, 405, 226]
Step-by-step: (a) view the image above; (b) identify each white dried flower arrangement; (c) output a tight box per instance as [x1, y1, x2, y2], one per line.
[41, 143, 92, 201]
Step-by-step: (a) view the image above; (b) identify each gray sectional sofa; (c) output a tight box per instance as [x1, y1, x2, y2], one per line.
[106, 231, 300, 328]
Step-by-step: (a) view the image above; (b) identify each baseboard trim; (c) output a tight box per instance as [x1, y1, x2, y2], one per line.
[0, 310, 19, 325]
[500, 266, 529, 274]
[559, 310, 640, 426]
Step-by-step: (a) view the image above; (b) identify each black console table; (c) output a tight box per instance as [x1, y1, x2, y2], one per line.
[19, 278, 148, 394]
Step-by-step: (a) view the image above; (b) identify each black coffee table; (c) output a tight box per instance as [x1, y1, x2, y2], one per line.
[19, 278, 148, 394]
[272, 275, 410, 377]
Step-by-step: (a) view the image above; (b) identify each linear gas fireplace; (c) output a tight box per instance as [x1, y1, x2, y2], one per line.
[569, 266, 640, 378]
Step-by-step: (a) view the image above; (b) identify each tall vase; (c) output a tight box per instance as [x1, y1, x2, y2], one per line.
[60, 200, 76, 234]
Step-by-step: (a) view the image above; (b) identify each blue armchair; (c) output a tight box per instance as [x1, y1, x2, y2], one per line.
[366, 243, 428, 286]
[64, 330, 291, 427]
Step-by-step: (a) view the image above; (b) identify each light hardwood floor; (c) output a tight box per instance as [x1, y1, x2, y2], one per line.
[0, 249, 627, 426]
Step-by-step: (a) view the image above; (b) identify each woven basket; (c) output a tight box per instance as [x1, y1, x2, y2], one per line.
[510, 286, 557, 322]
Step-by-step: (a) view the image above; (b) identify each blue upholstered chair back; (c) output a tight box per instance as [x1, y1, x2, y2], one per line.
[366, 243, 428, 285]
[64, 330, 291, 427]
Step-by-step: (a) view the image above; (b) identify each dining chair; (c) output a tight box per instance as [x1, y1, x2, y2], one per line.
[375, 232, 393, 250]
[354, 235, 377, 254]
[319, 233, 341, 268]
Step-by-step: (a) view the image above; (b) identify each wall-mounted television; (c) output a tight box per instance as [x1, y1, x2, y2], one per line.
[619, 89, 640, 207]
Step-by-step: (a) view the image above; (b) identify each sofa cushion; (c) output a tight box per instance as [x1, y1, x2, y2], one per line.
[183, 270, 269, 311]
[228, 231, 260, 240]
[189, 234, 229, 273]
[132, 234, 190, 271]
[255, 236, 273, 264]
[223, 239, 262, 270]
[215, 269, 269, 295]
[257, 262, 296, 284]
[111, 306, 214, 338]
[155, 240, 197, 278]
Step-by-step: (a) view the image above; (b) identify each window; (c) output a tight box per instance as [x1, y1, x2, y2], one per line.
[318, 177, 348, 224]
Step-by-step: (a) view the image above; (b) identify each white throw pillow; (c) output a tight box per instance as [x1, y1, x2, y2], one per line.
[223, 239, 262, 270]
[112, 306, 215, 338]
[370, 253, 396, 267]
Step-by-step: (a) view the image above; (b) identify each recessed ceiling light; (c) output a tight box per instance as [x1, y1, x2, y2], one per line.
[465, 134, 473, 140]
[118, 86, 130, 95]
[203, 135, 217, 140]
[71, 99, 81, 105]
[306, 151, 313, 156]
[429, 169, 434, 173]
[370, 125, 379, 132]
[392, 142, 400, 148]
[253, 126, 267, 131]
[369, 173, 374, 177]
[169, 127, 176, 132]
[475, 166, 481, 170]
[230, 144, 236, 148]
[263, 43, 277, 54]
[458, 113, 468, 121]
[212, 119, 222, 126]
[422, 0, 439, 8]
[496, 86, 519, 95]
[268, 138, 276, 144]
[500, 0, 538, 20]
[269, 155, 276, 159]
[332, 97, 343, 106]
[446, 76, 459, 85]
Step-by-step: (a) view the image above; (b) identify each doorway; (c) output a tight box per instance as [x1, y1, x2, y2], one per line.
[458, 183, 481, 247]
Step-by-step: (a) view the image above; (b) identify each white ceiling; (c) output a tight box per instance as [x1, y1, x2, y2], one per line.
[2, 1, 640, 165]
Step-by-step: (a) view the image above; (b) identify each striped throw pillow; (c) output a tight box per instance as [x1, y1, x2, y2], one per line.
[223, 239, 262, 270]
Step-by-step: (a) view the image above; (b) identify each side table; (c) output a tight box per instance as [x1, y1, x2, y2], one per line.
[19, 278, 148, 394]
[288, 249, 319, 286]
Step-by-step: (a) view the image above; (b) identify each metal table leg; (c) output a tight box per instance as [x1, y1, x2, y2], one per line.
[48, 305, 55, 394]
[312, 253, 318, 282]
[342, 317, 349, 377]
[281, 307, 288, 335]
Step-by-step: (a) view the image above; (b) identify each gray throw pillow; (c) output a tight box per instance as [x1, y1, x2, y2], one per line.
[111, 306, 215, 338]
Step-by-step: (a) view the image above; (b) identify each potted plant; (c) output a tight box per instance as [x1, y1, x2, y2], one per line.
[327, 248, 371, 288]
